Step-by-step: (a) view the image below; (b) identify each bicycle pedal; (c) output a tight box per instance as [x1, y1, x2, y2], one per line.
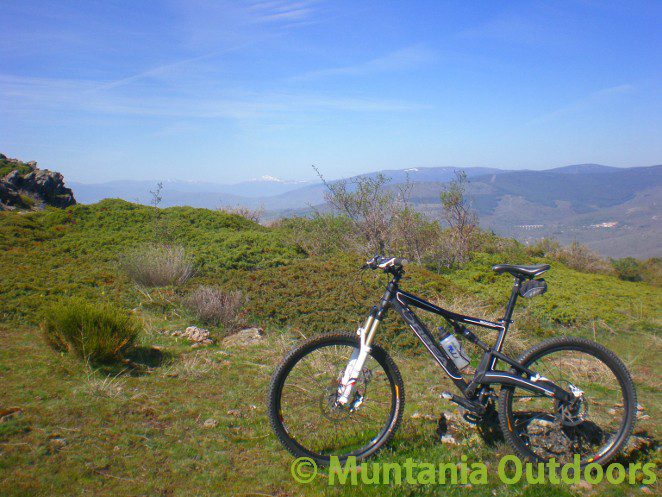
[462, 411, 483, 425]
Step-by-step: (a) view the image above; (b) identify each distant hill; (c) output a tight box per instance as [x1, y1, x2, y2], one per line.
[55, 163, 662, 258]
[547, 163, 621, 174]
[70, 166, 505, 209]
[70, 177, 313, 206]
[404, 165, 661, 259]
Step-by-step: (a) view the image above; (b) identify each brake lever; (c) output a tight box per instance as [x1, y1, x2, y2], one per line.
[362, 254, 380, 270]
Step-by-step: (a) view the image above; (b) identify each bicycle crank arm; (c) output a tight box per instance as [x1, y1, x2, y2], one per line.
[441, 391, 486, 415]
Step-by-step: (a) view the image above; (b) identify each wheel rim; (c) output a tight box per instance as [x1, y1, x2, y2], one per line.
[506, 346, 629, 464]
[276, 342, 397, 459]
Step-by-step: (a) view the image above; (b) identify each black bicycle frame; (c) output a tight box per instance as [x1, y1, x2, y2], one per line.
[375, 274, 573, 405]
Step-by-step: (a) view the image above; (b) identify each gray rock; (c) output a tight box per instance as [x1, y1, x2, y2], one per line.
[440, 435, 457, 445]
[221, 327, 264, 347]
[411, 411, 437, 421]
[0, 155, 75, 210]
[203, 418, 218, 429]
[167, 326, 215, 346]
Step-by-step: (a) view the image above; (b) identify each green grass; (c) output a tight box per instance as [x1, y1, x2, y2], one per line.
[0, 200, 659, 495]
[441, 253, 661, 329]
[0, 155, 33, 177]
[0, 323, 658, 496]
[0, 199, 302, 322]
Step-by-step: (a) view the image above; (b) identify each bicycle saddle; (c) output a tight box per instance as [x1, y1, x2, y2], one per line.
[492, 264, 550, 278]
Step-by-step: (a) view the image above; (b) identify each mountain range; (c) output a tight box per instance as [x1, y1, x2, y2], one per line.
[70, 164, 661, 259]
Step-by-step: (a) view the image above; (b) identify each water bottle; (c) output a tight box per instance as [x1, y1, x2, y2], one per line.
[439, 329, 470, 370]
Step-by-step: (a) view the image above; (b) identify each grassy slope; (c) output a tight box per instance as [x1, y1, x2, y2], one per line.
[0, 201, 660, 496]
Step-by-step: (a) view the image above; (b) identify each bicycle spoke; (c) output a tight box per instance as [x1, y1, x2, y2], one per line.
[507, 346, 629, 464]
[277, 341, 395, 458]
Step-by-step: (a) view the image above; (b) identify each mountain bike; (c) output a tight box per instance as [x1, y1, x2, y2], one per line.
[268, 256, 636, 466]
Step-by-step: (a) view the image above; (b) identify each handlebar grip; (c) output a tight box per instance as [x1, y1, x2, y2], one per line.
[362, 255, 407, 271]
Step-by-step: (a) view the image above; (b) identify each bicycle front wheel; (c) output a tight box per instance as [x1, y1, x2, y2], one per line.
[499, 337, 637, 466]
[268, 332, 405, 466]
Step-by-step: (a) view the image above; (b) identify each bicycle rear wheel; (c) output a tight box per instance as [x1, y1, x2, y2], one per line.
[499, 337, 636, 465]
[268, 332, 405, 466]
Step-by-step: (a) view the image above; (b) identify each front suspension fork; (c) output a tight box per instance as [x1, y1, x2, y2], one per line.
[336, 311, 381, 405]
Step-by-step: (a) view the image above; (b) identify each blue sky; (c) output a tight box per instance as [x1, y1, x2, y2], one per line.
[1, 1, 661, 184]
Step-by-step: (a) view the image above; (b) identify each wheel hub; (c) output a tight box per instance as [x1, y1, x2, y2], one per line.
[556, 383, 589, 426]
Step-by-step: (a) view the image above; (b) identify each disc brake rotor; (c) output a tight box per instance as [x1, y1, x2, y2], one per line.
[555, 381, 589, 427]
[320, 367, 373, 421]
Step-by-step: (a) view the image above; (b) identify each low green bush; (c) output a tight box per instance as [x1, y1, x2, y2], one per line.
[440, 252, 661, 327]
[611, 257, 643, 282]
[639, 258, 662, 286]
[18, 194, 35, 209]
[42, 298, 141, 363]
[216, 255, 460, 349]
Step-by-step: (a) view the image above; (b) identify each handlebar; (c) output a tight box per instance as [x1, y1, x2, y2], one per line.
[362, 255, 407, 273]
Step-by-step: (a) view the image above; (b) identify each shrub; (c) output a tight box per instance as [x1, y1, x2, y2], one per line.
[185, 285, 245, 331]
[278, 215, 365, 256]
[640, 258, 662, 286]
[439, 170, 478, 263]
[316, 170, 396, 254]
[19, 194, 35, 209]
[525, 238, 561, 257]
[219, 205, 264, 224]
[611, 257, 643, 282]
[549, 241, 612, 274]
[391, 207, 441, 264]
[122, 244, 194, 286]
[42, 299, 140, 363]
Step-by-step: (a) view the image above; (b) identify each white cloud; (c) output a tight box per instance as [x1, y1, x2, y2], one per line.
[0, 74, 427, 122]
[525, 84, 635, 125]
[291, 45, 436, 81]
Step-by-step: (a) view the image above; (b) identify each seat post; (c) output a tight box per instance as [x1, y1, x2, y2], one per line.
[503, 277, 523, 325]
[491, 277, 522, 360]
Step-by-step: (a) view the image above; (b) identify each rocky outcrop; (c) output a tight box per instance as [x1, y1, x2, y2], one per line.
[0, 154, 76, 210]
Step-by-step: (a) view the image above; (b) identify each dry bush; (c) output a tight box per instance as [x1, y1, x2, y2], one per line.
[314, 168, 445, 261]
[640, 258, 662, 286]
[525, 238, 561, 257]
[122, 244, 194, 287]
[611, 257, 643, 282]
[439, 171, 478, 263]
[391, 206, 441, 264]
[166, 353, 216, 379]
[185, 285, 245, 331]
[425, 228, 480, 269]
[82, 372, 126, 398]
[219, 205, 264, 224]
[316, 169, 397, 254]
[550, 241, 613, 274]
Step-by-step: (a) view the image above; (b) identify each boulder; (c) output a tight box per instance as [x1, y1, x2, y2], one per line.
[0, 154, 76, 210]
[164, 326, 215, 347]
[221, 327, 264, 347]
